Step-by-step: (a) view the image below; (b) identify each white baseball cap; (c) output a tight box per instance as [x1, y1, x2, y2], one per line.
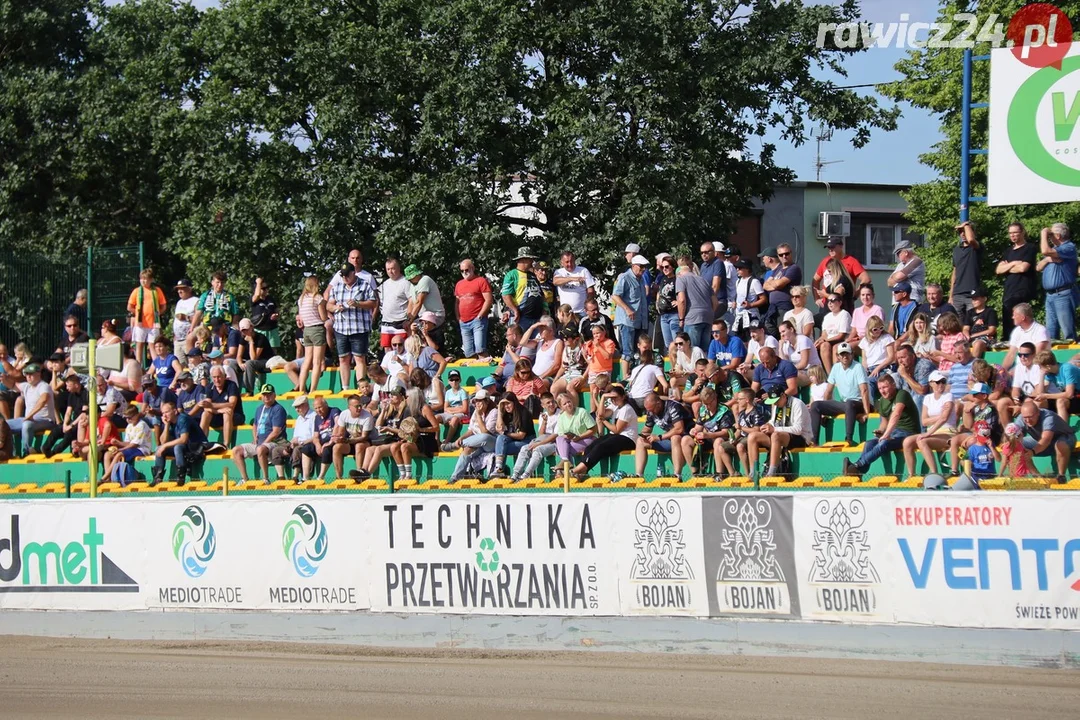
[631, 254, 650, 266]
[836, 342, 852, 355]
[928, 370, 948, 383]
[624, 243, 641, 254]
[473, 389, 489, 400]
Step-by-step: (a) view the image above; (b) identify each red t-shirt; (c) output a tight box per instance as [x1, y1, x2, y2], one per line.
[814, 255, 865, 282]
[454, 277, 491, 323]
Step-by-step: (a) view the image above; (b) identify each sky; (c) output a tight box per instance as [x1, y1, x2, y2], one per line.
[176, 0, 946, 186]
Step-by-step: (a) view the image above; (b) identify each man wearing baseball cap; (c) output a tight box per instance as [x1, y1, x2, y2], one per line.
[963, 287, 998, 358]
[808, 341, 871, 447]
[745, 385, 812, 480]
[842, 372, 921, 479]
[887, 280, 919, 339]
[887, 240, 925, 303]
[274, 395, 317, 482]
[236, 317, 273, 397]
[232, 383, 288, 483]
[173, 277, 199, 361]
[500, 247, 544, 332]
[405, 264, 447, 350]
[612, 254, 651, 379]
[5, 363, 57, 456]
[812, 238, 871, 309]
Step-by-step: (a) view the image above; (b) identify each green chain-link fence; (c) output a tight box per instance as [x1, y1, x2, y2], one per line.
[87, 244, 144, 332]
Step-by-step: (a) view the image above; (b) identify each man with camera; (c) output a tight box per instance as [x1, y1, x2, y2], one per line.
[950, 220, 983, 319]
[327, 261, 377, 391]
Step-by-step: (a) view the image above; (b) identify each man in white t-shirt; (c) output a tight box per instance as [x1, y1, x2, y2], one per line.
[172, 278, 200, 362]
[1002, 302, 1050, 369]
[552, 251, 596, 315]
[379, 257, 412, 349]
[6, 364, 57, 456]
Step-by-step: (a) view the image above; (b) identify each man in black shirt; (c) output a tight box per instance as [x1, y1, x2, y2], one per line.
[950, 220, 982, 318]
[634, 392, 691, 478]
[578, 299, 616, 347]
[995, 222, 1037, 340]
[237, 317, 273, 396]
[917, 284, 956, 335]
[41, 371, 88, 457]
[962, 287, 998, 358]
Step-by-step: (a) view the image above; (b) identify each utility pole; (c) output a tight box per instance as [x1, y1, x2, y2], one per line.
[813, 125, 843, 181]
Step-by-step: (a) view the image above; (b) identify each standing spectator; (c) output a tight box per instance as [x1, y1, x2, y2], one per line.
[236, 318, 273, 396]
[379, 257, 412, 350]
[191, 271, 240, 329]
[1037, 223, 1078, 343]
[1002, 303, 1051, 369]
[721, 246, 739, 310]
[919, 284, 956, 333]
[534, 261, 557, 316]
[809, 342, 871, 446]
[65, 289, 88, 333]
[812, 238, 871, 311]
[698, 242, 727, 319]
[127, 269, 167, 364]
[676, 261, 717, 352]
[500, 248, 544, 332]
[962, 288, 998, 358]
[454, 259, 493, 361]
[172, 278, 199, 362]
[848, 284, 884, 346]
[888, 240, 926, 303]
[552, 251, 596, 315]
[731, 260, 766, 337]
[327, 261, 376, 390]
[405, 265, 447, 350]
[761, 244, 801, 335]
[250, 277, 281, 351]
[6, 364, 57, 456]
[995, 222, 1037, 340]
[295, 276, 328, 394]
[57, 315, 89, 357]
[950, 220, 983, 318]
[654, 257, 679, 347]
[842, 373, 921, 478]
[612, 254, 650, 379]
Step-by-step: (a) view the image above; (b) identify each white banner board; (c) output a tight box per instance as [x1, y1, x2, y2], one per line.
[989, 45, 1080, 206]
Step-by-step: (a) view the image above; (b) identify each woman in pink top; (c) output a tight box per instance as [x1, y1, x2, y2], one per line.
[296, 276, 329, 393]
[847, 285, 883, 348]
[932, 312, 967, 373]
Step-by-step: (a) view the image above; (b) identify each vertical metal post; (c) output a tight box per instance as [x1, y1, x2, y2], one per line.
[88, 340, 99, 498]
[222, 467, 229, 496]
[65, 469, 71, 499]
[86, 247, 94, 335]
[959, 48, 973, 223]
[138, 241, 144, 275]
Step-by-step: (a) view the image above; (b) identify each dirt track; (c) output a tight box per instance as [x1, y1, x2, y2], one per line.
[0, 636, 1076, 719]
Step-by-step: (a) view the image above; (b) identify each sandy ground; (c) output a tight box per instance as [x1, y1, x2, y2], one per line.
[0, 636, 1076, 719]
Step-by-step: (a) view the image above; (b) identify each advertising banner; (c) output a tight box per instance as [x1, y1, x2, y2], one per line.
[989, 45, 1080, 206]
[612, 496, 708, 616]
[367, 497, 620, 615]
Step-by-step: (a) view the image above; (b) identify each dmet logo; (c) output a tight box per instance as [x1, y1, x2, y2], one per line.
[898, 537, 1080, 591]
[0, 515, 138, 592]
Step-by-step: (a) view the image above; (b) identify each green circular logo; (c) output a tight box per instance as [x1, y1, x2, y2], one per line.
[1008, 55, 1080, 186]
[475, 537, 500, 573]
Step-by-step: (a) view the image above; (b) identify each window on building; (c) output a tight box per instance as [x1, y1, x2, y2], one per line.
[845, 214, 922, 269]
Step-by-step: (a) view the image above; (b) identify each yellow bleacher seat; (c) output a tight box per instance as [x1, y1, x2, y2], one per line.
[299, 479, 325, 490]
[97, 482, 122, 493]
[41, 482, 67, 494]
[14, 482, 40, 493]
[268, 480, 297, 490]
[981, 477, 1053, 491]
[325, 478, 355, 489]
[866, 475, 899, 488]
[181, 481, 208, 492]
[391, 478, 417, 489]
[240, 480, 267, 490]
[359, 479, 388, 491]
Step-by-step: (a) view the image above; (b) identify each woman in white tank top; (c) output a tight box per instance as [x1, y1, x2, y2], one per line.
[526, 319, 563, 385]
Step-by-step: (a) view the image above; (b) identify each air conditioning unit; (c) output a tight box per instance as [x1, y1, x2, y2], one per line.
[818, 211, 851, 239]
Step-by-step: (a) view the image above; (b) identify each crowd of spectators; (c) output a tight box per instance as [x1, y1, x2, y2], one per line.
[1, 221, 1078, 486]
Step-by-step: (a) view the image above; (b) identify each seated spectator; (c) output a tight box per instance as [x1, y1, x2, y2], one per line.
[711, 362, 746, 409]
[232, 384, 289, 483]
[550, 326, 587, 401]
[969, 358, 1010, 424]
[946, 340, 976, 404]
[625, 349, 667, 414]
[809, 342, 871, 447]
[842, 373, 921, 478]
[745, 386, 812, 480]
[634, 393, 690, 479]
[908, 370, 957, 477]
[1002, 303, 1050, 369]
[199, 366, 244, 447]
[0, 412, 11, 461]
[734, 387, 769, 475]
[816, 294, 851, 374]
[355, 387, 408, 479]
[335, 391, 380, 478]
[1034, 350, 1080, 422]
[584, 323, 617, 392]
[99, 319, 122, 347]
[894, 344, 934, 417]
[782, 286, 815, 337]
[490, 393, 536, 479]
[104, 404, 153, 481]
[137, 374, 175, 429]
[555, 304, 581, 335]
[42, 371, 88, 457]
[948, 382, 1002, 476]
[963, 288, 997, 357]
[930, 312, 966, 372]
[505, 357, 547, 418]
[680, 386, 737, 478]
[848, 284, 884, 346]
[778, 320, 819, 386]
[906, 312, 936, 362]
[273, 395, 316, 482]
[523, 318, 563, 388]
[6, 363, 56, 457]
[389, 387, 439, 481]
[175, 371, 205, 424]
[707, 319, 746, 378]
[310, 396, 341, 480]
[740, 320, 778, 373]
[678, 358, 713, 411]
[150, 337, 182, 392]
[107, 345, 146, 401]
[448, 389, 497, 482]
[405, 330, 447, 382]
[436, 369, 470, 446]
[209, 317, 243, 379]
[567, 385, 636, 478]
[578, 299, 615, 344]
[186, 347, 211, 388]
[185, 324, 213, 359]
[888, 281, 920, 342]
[382, 330, 412, 384]
[153, 401, 209, 485]
[751, 348, 798, 398]
[1014, 399, 1075, 484]
[919, 283, 956, 334]
[237, 318, 273, 396]
[57, 315, 89, 357]
[859, 316, 896, 397]
[997, 341, 1042, 424]
[512, 393, 561, 480]
[554, 391, 597, 467]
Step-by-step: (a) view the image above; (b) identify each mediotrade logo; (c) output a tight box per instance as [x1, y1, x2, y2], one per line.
[0, 515, 137, 592]
[282, 504, 328, 578]
[1008, 54, 1080, 188]
[172, 506, 216, 578]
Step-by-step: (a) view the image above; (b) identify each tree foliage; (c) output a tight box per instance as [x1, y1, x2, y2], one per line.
[2, 0, 898, 303]
[882, 0, 1080, 308]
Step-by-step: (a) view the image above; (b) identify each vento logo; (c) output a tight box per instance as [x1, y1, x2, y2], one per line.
[172, 506, 216, 578]
[0, 515, 137, 592]
[282, 504, 328, 578]
[1008, 55, 1080, 189]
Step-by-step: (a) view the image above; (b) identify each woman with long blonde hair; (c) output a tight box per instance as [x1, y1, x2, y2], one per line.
[296, 275, 328, 393]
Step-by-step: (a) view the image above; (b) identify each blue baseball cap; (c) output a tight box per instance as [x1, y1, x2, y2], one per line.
[891, 281, 912, 294]
[479, 376, 497, 389]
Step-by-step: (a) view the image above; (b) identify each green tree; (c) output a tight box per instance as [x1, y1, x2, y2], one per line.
[882, 0, 1080, 311]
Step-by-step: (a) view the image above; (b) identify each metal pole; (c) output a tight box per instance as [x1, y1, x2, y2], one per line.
[959, 48, 973, 223]
[88, 339, 99, 498]
[86, 247, 93, 335]
[222, 467, 229, 496]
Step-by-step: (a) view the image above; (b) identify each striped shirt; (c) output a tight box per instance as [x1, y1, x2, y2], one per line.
[329, 279, 374, 335]
[948, 360, 974, 402]
[297, 293, 324, 329]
